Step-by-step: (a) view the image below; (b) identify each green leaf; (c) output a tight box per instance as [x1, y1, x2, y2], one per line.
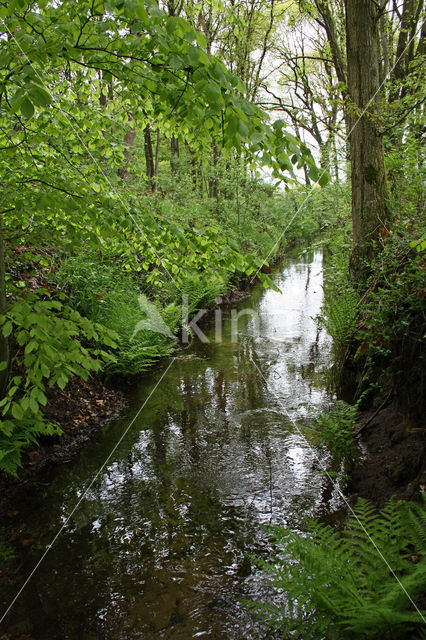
[237, 120, 249, 138]
[2, 322, 13, 338]
[25, 340, 38, 355]
[195, 32, 207, 49]
[11, 403, 24, 420]
[205, 82, 221, 103]
[21, 97, 34, 120]
[309, 166, 320, 182]
[29, 85, 51, 107]
[36, 390, 47, 407]
[29, 396, 39, 414]
[57, 373, 68, 390]
[135, 0, 149, 22]
[318, 171, 331, 187]
[187, 46, 200, 67]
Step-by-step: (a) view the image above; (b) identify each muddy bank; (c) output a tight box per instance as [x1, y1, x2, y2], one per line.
[0, 376, 125, 519]
[350, 399, 425, 507]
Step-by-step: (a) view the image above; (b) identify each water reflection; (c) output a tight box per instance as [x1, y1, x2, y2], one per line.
[2, 250, 341, 640]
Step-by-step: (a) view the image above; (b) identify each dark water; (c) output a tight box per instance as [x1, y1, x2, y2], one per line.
[1, 250, 345, 639]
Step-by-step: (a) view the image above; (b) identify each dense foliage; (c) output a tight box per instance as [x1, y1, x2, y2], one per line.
[304, 400, 357, 467]
[0, 0, 327, 473]
[0, 1, 425, 638]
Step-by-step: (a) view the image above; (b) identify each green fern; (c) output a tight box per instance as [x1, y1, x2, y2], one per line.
[179, 271, 226, 314]
[99, 290, 176, 375]
[321, 289, 359, 362]
[248, 497, 426, 639]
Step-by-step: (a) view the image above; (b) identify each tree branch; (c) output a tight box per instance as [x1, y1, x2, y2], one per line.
[17, 179, 84, 198]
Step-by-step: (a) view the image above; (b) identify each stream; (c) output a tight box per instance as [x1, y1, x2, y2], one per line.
[1, 249, 346, 639]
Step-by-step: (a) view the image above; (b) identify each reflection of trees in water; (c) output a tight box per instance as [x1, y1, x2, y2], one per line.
[234, 337, 266, 410]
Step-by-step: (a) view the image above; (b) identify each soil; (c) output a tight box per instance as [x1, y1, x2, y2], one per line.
[350, 399, 425, 507]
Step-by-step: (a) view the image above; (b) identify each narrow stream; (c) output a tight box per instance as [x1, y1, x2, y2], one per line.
[2, 249, 345, 639]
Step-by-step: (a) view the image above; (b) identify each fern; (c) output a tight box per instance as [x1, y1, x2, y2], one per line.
[320, 289, 359, 371]
[248, 497, 426, 639]
[179, 271, 226, 314]
[98, 290, 177, 375]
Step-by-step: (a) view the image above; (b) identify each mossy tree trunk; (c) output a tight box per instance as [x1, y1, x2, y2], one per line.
[345, 0, 390, 284]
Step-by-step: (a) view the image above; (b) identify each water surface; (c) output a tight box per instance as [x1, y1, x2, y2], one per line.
[1, 249, 343, 639]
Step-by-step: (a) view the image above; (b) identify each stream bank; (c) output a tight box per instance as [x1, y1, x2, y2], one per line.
[0, 276, 264, 521]
[2, 245, 422, 639]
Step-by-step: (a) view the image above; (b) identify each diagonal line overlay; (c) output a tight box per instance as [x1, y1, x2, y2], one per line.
[249, 23, 424, 286]
[0, 357, 177, 625]
[250, 356, 426, 624]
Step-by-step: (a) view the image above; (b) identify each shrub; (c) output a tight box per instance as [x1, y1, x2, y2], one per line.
[0, 291, 118, 474]
[353, 218, 426, 417]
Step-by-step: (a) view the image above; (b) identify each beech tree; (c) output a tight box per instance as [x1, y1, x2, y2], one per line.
[262, 0, 423, 284]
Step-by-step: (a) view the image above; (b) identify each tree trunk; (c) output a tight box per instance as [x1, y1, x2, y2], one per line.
[118, 114, 136, 179]
[154, 129, 160, 179]
[209, 141, 219, 199]
[185, 142, 198, 189]
[314, 0, 347, 88]
[333, 135, 339, 184]
[170, 136, 179, 173]
[144, 124, 155, 192]
[379, 12, 390, 84]
[0, 224, 9, 399]
[314, 1, 351, 164]
[345, 0, 389, 284]
[390, 0, 418, 101]
[99, 70, 107, 107]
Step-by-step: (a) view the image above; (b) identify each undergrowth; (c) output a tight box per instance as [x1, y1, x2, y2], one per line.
[353, 219, 426, 417]
[1, 178, 342, 474]
[248, 497, 426, 639]
[0, 291, 118, 473]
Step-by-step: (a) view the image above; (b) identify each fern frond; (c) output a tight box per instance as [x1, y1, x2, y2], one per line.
[248, 497, 426, 639]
